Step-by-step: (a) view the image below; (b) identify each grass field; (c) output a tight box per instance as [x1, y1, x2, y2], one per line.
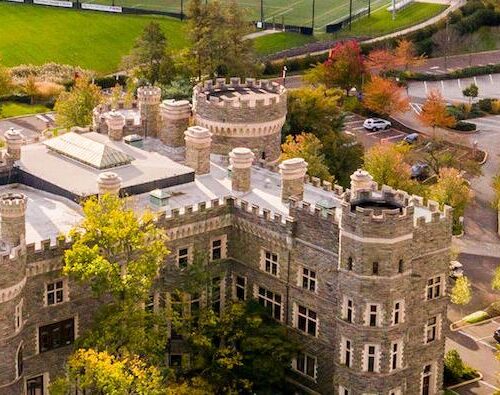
[345, 2, 447, 36]
[0, 102, 51, 119]
[0, 3, 187, 74]
[253, 32, 317, 55]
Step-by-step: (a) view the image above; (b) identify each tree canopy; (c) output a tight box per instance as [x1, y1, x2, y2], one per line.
[363, 75, 409, 117]
[418, 90, 456, 134]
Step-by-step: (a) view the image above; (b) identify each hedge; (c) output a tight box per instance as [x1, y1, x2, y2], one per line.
[405, 64, 500, 81]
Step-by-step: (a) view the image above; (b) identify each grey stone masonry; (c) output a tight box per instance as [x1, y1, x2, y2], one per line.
[229, 147, 254, 193]
[279, 158, 308, 202]
[184, 126, 212, 175]
[0, 193, 27, 247]
[160, 99, 191, 147]
[138, 86, 162, 138]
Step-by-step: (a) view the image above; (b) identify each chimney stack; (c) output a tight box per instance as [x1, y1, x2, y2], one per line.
[279, 158, 308, 202]
[97, 172, 122, 197]
[184, 126, 212, 175]
[350, 169, 375, 194]
[105, 110, 126, 141]
[229, 147, 254, 193]
[159, 99, 191, 147]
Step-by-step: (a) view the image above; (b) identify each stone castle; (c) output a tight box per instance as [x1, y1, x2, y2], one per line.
[0, 78, 451, 395]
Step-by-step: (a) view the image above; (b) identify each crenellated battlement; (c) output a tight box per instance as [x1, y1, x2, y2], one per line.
[304, 175, 345, 197]
[137, 86, 162, 104]
[289, 197, 337, 223]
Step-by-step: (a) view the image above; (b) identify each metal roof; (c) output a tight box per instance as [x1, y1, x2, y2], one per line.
[43, 132, 133, 169]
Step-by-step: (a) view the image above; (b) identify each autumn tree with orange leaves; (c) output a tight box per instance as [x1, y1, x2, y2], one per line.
[366, 48, 396, 74]
[394, 39, 425, 71]
[419, 90, 456, 136]
[363, 75, 409, 116]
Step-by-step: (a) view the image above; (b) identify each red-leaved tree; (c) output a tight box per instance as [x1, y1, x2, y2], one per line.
[363, 75, 409, 117]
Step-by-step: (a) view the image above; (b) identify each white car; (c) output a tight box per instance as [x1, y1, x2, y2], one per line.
[363, 118, 392, 131]
[449, 261, 464, 278]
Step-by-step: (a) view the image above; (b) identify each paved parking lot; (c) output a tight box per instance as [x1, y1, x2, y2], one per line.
[343, 114, 407, 148]
[0, 113, 53, 143]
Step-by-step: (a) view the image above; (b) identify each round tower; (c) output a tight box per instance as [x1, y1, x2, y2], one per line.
[184, 126, 212, 175]
[192, 78, 287, 163]
[137, 86, 162, 138]
[159, 99, 191, 147]
[4, 128, 23, 167]
[335, 185, 416, 393]
[105, 110, 126, 141]
[97, 172, 122, 197]
[0, 192, 27, 392]
[229, 147, 254, 193]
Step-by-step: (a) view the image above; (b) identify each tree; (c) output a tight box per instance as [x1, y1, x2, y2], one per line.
[110, 83, 123, 109]
[429, 167, 472, 234]
[363, 142, 418, 193]
[362, 75, 409, 117]
[450, 276, 472, 314]
[286, 86, 344, 139]
[366, 48, 396, 73]
[24, 75, 40, 105]
[462, 83, 479, 105]
[0, 61, 13, 115]
[122, 22, 174, 85]
[444, 349, 467, 380]
[418, 90, 456, 136]
[492, 265, 500, 291]
[281, 133, 333, 181]
[49, 349, 166, 395]
[306, 40, 365, 94]
[394, 39, 425, 71]
[54, 77, 102, 128]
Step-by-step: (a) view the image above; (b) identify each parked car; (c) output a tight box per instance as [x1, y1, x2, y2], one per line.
[403, 133, 419, 144]
[494, 328, 500, 343]
[410, 163, 430, 180]
[363, 118, 392, 131]
[449, 261, 464, 279]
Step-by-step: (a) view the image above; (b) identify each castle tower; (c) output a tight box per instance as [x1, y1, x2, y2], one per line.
[4, 128, 23, 167]
[105, 110, 126, 141]
[159, 99, 191, 147]
[0, 192, 27, 392]
[229, 147, 254, 193]
[97, 172, 122, 197]
[184, 126, 212, 175]
[335, 183, 450, 394]
[137, 86, 162, 138]
[279, 158, 308, 202]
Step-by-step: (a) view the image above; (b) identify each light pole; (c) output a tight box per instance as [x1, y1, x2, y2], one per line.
[349, 0, 353, 30]
[312, 0, 316, 31]
[260, 0, 264, 27]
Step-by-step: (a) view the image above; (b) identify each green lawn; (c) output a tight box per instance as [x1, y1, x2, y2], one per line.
[346, 2, 447, 37]
[253, 32, 317, 56]
[0, 3, 187, 74]
[0, 102, 51, 119]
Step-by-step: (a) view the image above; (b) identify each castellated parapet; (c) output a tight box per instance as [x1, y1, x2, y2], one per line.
[193, 77, 287, 163]
[137, 86, 162, 138]
[160, 99, 192, 147]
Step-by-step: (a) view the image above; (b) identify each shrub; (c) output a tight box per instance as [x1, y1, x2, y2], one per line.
[492, 100, 500, 114]
[463, 310, 489, 324]
[452, 121, 477, 131]
[444, 350, 466, 380]
[485, 300, 500, 317]
[478, 98, 493, 113]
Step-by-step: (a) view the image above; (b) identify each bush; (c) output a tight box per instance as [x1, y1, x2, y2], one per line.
[463, 310, 489, 324]
[0, 94, 31, 104]
[485, 301, 500, 317]
[452, 121, 477, 131]
[478, 98, 493, 113]
[444, 349, 478, 385]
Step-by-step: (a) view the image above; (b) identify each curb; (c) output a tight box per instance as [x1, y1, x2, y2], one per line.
[478, 150, 488, 165]
[449, 315, 497, 332]
[0, 111, 54, 122]
[446, 371, 483, 390]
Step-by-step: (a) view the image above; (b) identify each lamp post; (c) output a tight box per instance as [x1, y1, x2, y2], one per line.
[260, 0, 264, 27]
[349, 0, 353, 30]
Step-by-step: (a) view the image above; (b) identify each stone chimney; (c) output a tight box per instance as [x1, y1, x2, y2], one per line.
[184, 126, 212, 175]
[229, 147, 254, 193]
[97, 172, 122, 197]
[159, 99, 191, 147]
[0, 193, 27, 247]
[350, 169, 375, 194]
[137, 86, 162, 138]
[279, 158, 308, 202]
[105, 110, 126, 141]
[4, 128, 23, 166]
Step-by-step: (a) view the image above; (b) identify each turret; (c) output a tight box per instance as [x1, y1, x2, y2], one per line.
[0, 193, 27, 247]
[137, 86, 162, 138]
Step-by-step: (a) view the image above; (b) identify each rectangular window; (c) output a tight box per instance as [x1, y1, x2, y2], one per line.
[393, 300, 404, 325]
[422, 364, 432, 395]
[211, 277, 222, 314]
[46, 280, 64, 306]
[372, 262, 379, 275]
[346, 298, 353, 323]
[391, 341, 403, 371]
[367, 346, 376, 372]
[170, 293, 183, 340]
[258, 286, 282, 321]
[235, 276, 246, 301]
[296, 305, 318, 336]
[211, 239, 222, 260]
[264, 250, 279, 276]
[39, 318, 75, 353]
[301, 267, 316, 292]
[177, 247, 189, 269]
[341, 337, 353, 368]
[426, 316, 438, 343]
[26, 375, 44, 395]
[398, 260, 404, 273]
[426, 276, 442, 300]
[363, 344, 380, 373]
[293, 352, 316, 379]
[368, 304, 378, 327]
[15, 299, 23, 331]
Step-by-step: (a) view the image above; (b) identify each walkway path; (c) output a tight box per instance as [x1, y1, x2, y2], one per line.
[244, 29, 280, 40]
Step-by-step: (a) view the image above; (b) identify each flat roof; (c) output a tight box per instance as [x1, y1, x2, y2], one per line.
[18, 132, 194, 198]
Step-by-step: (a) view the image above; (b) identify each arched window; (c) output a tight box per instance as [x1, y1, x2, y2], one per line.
[16, 343, 23, 378]
[347, 257, 353, 271]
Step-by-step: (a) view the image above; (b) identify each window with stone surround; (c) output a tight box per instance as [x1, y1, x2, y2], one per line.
[340, 336, 353, 367]
[292, 352, 317, 380]
[421, 364, 434, 395]
[347, 257, 353, 271]
[258, 286, 282, 321]
[398, 259, 404, 273]
[46, 279, 66, 306]
[295, 304, 318, 337]
[210, 236, 227, 261]
[365, 303, 381, 327]
[177, 247, 190, 269]
[363, 344, 381, 373]
[372, 261, 379, 275]
[26, 375, 44, 395]
[390, 340, 403, 371]
[170, 293, 183, 340]
[16, 343, 23, 378]
[300, 267, 317, 292]
[342, 296, 354, 323]
[262, 249, 279, 276]
[339, 385, 351, 395]
[425, 315, 441, 343]
[234, 275, 246, 301]
[15, 298, 23, 332]
[39, 318, 75, 353]
[426, 275, 443, 300]
[392, 300, 404, 325]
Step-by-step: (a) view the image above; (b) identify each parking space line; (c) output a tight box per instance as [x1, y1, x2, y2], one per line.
[480, 380, 499, 391]
[477, 335, 493, 341]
